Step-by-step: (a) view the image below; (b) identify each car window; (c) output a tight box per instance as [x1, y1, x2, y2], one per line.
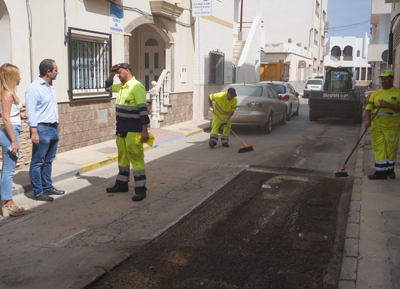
[262, 86, 269, 98]
[307, 79, 323, 85]
[223, 85, 262, 97]
[269, 84, 286, 94]
[267, 87, 279, 99]
[288, 84, 295, 94]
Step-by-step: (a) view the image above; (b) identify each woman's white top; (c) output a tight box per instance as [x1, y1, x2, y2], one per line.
[0, 101, 22, 125]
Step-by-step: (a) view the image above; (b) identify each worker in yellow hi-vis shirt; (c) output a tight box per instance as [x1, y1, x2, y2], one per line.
[365, 70, 400, 180]
[208, 87, 237, 148]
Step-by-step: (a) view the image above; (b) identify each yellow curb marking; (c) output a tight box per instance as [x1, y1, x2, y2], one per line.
[80, 154, 118, 173]
[185, 128, 204, 137]
[351, 192, 361, 201]
[80, 129, 202, 173]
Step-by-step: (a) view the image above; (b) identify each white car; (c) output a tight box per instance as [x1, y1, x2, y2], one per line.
[303, 78, 323, 98]
[262, 81, 300, 120]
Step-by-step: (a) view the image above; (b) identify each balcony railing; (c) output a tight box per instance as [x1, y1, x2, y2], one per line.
[370, 36, 389, 45]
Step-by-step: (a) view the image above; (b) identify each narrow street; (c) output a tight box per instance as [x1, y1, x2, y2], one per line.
[0, 99, 361, 289]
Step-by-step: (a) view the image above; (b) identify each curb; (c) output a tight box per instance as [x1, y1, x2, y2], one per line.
[338, 136, 365, 289]
[79, 128, 204, 173]
[12, 128, 205, 196]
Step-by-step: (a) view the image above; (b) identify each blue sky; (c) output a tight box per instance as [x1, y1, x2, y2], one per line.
[326, 0, 372, 38]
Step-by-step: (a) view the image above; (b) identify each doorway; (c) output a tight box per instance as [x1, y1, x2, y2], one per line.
[140, 30, 165, 91]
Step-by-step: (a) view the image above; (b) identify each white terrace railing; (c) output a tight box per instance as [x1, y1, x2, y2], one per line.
[149, 69, 171, 128]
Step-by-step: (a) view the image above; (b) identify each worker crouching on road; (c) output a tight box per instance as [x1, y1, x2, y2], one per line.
[208, 88, 237, 148]
[365, 69, 400, 180]
[105, 63, 149, 202]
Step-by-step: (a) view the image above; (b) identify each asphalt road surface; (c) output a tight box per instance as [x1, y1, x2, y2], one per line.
[87, 100, 359, 289]
[0, 99, 362, 289]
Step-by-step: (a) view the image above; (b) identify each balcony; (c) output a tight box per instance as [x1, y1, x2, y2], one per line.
[149, 0, 184, 19]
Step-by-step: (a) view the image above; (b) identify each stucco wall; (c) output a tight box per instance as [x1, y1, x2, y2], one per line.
[193, 0, 235, 120]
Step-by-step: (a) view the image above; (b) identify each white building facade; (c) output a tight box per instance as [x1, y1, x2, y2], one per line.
[385, 0, 400, 89]
[0, 0, 263, 168]
[369, 0, 392, 89]
[259, 0, 328, 92]
[325, 34, 372, 86]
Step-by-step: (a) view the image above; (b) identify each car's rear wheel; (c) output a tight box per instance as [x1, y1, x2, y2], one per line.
[287, 105, 292, 120]
[293, 103, 300, 116]
[280, 109, 287, 125]
[260, 113, 273, 134]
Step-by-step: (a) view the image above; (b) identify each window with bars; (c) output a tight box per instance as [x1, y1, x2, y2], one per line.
[68, 27, 112, 100]
[209, 50, 225, 85]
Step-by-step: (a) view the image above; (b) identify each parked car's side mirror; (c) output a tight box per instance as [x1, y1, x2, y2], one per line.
[295, 92, 299, 97]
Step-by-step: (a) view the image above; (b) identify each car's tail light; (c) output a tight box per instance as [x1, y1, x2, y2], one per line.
[282, 95, 290, 101]
[245, 102, 263, 108]
[305, 84, 308, 89]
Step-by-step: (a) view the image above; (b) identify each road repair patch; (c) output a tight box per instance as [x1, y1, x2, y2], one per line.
[90, 166, 352, 289]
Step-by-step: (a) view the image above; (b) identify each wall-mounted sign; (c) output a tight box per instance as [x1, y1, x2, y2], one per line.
[109, 3, 123, 34]
[299, 60, 306, 68]
[192, 0, 212, 17]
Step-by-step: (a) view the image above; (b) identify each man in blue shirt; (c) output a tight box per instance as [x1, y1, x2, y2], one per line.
[26, 59, 64, 202]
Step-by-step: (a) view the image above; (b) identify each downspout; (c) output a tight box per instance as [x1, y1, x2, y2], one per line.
[26, 0, 34, 82]
[240, 0, 243, 33]
[309, 27, 313, 79]
[317, 0, 323, 76]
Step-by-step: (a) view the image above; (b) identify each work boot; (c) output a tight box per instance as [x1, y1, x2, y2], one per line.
[132, 193, 146, 202]
[388, 172, 396, 179]
[106, 185, 129, 193]
[209, 141, 215, 148]
[368, 173, 387, 180]
[222, 143, 229, 148]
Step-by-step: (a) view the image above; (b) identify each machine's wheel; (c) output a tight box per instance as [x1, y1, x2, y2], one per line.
[309, 111, 318, 121]
[260, 113, 273, 134]
[353, 112, 363, 124]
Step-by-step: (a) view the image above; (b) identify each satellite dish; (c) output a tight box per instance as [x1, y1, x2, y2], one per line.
[382, 50, 388, 62]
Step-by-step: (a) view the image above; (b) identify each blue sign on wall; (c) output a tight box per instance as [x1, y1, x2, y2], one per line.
[110, 3, 124, 34]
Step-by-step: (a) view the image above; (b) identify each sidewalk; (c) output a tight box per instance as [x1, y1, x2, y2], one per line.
[339, 129, 400, 289]
[10, 119, 209, 197]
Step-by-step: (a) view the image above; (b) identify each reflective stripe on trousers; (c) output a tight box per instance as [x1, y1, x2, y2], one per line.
[371, 125, 400, 173]
[115, 132, 147, 194]
[210, 112, 231, 144]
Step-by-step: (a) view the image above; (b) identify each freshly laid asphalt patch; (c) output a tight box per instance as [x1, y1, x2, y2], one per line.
[89, 167, 352, 289]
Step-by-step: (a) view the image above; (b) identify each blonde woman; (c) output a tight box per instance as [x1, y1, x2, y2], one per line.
[0, 64, 28, 217]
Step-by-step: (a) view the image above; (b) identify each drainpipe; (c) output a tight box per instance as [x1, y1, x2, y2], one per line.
[240, 0, 243, 32]
[317, 0, 323, 76]
[29, 37, 34, 82]
[26, 0, 34, 82]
